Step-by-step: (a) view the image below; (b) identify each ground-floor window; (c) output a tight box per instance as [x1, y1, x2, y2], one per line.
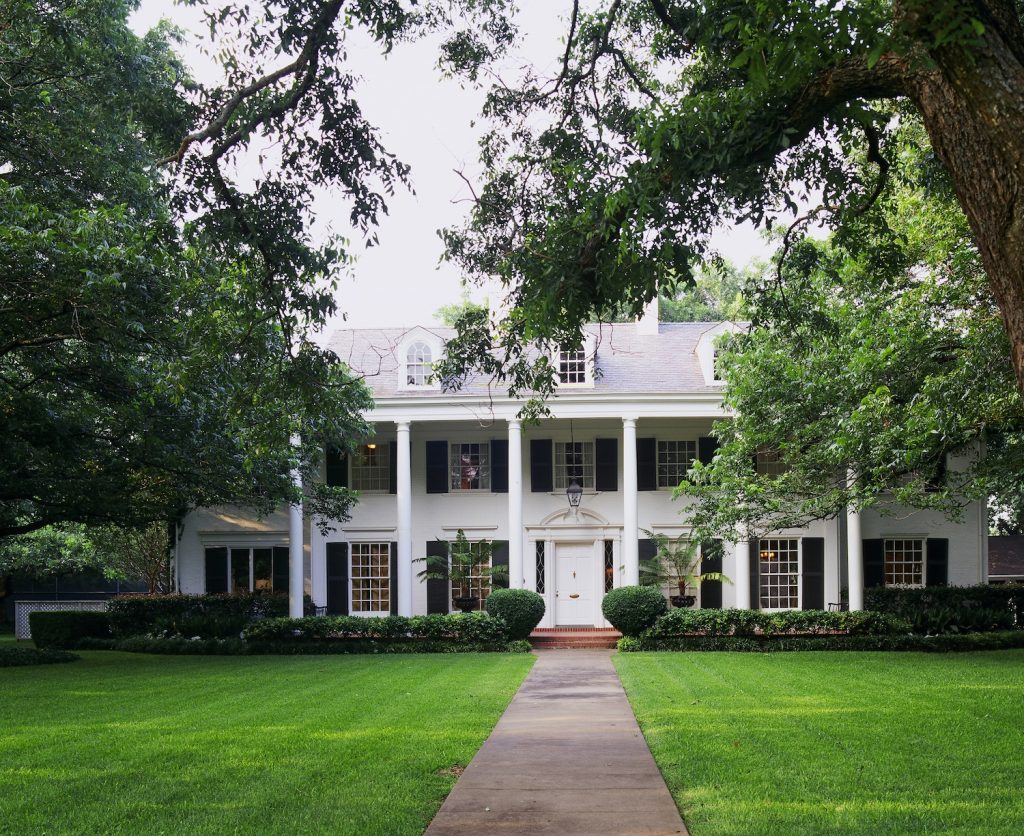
[455, 541, 492, 611]
[205, 546, 287, 594]
[758, 538, 799, 609]
[604, 540, 615, 593]
[535, 541, 546, 595]
[884, 538, 925, 587]
[351, 542, 391, 615]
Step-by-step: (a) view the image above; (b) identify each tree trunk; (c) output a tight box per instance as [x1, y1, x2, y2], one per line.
[904, 5, 1024, 392]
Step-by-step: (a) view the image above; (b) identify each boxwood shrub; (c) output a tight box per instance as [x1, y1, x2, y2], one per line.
[242, 612, 509, 646]
[30, 611, 111, 649]
[601, 586, 667, 637]
[619, 630, 1024, 653]
[865, 584, 1024, 633]
[643, 608, 910, 639]
[485, 589, 545, 639]
[0, 645, 80, 666]
[106, 593, 308, 639]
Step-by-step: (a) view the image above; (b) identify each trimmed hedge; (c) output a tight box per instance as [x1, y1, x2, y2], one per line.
[106, 593, 309, 639]
[242, 612, 509, 646]
[865, 584, 1024, 633]
[619, 630, 1024, 653]
[71, 635, 532, 655]
[0, 645, 80, 666]
[485, 589, 545, 640]
[601, 586, 667, 637]
[643, 608, 910, 639]
[30, 611, 111, 649]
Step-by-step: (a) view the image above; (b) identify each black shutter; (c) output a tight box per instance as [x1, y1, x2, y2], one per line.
[926, 454, 948, 493]
[595, 438, 618, 492]
[204, 547, 228, 594]
[491, 541, 510, 590]
[272, 546, 289, 594]
[326, 542, 349, 615]
[326, 448, 348, 488]
[425, 540, 449, 614]
[491, 439, 509, 493]
[802, 537, 825, 610]
[638, 538, 658, 587]
[700, 540, 723, 609]
[426, 441, 449, 493]
[531, 439, 553, 492]
[863, 539, 885, 588]
[389, 440, 398, 494]
[636, 437, 657, 491]
[698, 436, 719, 466]
[749, 539, 760, 610]
[926, 538, 949, 587]
[390, 542, 399, 614]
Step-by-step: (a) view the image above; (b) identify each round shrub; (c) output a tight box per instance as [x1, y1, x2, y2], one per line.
[601, 586, 667, 637]
[485, 589, 546, 640]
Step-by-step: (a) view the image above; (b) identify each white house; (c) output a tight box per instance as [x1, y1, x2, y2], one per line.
[175, 307, 989, 628]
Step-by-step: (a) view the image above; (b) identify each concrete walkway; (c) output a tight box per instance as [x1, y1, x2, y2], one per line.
[426, 650, 688, 835]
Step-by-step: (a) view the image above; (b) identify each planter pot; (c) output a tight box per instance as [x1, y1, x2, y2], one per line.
[670, 594, 697, 609]
[453, 596, 480, 614]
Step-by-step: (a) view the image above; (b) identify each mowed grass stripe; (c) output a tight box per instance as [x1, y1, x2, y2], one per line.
[615, 650, 1024, 835]
[0, 651, 533, 835]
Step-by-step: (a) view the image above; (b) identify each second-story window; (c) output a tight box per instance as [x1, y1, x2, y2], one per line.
[406, 341, 433, 386]
[554, 441, 594, 489]
[351, 443, 389, 492]
[450, 442, 490, 491]
[657, 440, 697, 488]
[557, 347, 587, 384]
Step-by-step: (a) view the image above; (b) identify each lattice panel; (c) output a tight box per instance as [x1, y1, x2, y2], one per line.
[15, 600, 108, 640]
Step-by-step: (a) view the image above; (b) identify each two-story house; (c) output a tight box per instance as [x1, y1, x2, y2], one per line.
[174, 307, 988, 627]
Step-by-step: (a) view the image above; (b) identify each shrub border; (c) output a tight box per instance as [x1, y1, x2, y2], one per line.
[73, 636, 532, 655]
[0, 645, 80, 667]
[618, 631, 1024, 653]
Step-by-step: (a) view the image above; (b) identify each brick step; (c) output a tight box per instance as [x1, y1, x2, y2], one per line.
[529, 628, 621, 650]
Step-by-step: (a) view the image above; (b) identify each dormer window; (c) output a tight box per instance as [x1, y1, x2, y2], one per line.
[712, 350, 723, 382]
[406, 341, 433, 386]
[558, 347, 586, 384]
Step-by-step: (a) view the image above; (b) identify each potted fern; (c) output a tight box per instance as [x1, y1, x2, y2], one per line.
[415, 529, 509, 613]
[639, 530, 729, 608]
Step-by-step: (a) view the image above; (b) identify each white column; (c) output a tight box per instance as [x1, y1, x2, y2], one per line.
[288, 435, 304, 619]
[507, 419, 524, 588]
[396, 421, 413, 616]
[734, 534, 751, 610]
[846, 506, 864, 612]
[622, 417, 639, 586]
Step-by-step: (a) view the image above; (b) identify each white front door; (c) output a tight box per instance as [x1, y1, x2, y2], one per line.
[555, 542, 596, 625]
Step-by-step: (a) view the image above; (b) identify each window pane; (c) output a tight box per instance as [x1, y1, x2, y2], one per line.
[758, 538, 799, 609]
[558, 348, 587, 384]
[230, 548, 250, 594]
[253, 549, 273, 592]
[452, 541, 491, 610]
[884, 539, 924, 586]
[351, 443, 390, 492]
[554, 441, 594, 489]
[657, 440, 697, 488]
[406, 341, 432, 386]
[351, 543, 390, 613]
[449, 442, 490, 491]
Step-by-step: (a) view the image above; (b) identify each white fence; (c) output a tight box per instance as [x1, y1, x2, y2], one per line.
[14, 600, 109, 640]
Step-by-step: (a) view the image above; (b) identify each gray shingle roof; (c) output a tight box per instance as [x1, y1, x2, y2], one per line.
[327, 322, 725, 398]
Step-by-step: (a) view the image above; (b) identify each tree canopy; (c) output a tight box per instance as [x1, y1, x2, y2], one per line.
[438, 0, 1024, 409]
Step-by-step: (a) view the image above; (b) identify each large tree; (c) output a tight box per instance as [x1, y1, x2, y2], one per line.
[438, 0, 1024, 405]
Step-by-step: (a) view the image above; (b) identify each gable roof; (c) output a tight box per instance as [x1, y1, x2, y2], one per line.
[327, 321, 729, 399]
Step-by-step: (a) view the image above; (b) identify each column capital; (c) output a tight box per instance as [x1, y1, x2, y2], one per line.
[507, 418, 522, 431]
[622, 416, 638, 428]
[396, 420, 411, 432]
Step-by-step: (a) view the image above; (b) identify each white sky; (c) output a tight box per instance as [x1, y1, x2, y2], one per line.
[131, 1, 771, 332]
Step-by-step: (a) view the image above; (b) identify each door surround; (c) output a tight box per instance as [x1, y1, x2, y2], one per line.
[526, 508, 622, 628]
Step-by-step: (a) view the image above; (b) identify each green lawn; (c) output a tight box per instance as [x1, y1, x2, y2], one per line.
[615, 650, 1024, 835]
[0, 650, 533, 834]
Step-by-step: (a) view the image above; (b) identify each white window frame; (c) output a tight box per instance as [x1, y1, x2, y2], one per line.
[449, 442, 490, 492]
[350, 443, 390, 493]
[405, 341, 434, 387]
[553, 336, 596, 387]
[758, 538, 801, 611]
[553, 440, 595, 490]
[656, 439, 697, 489]
[883, 537, 927, 588]
[350, 542, 391, 617]
[756, 449, 788, 477]
[451, 540, 493, 611]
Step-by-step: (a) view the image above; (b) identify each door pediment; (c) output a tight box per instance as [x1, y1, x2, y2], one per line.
[536, 507, 610, 528]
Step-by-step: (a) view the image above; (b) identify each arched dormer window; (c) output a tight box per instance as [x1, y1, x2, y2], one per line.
[406, 341, 433, 386]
